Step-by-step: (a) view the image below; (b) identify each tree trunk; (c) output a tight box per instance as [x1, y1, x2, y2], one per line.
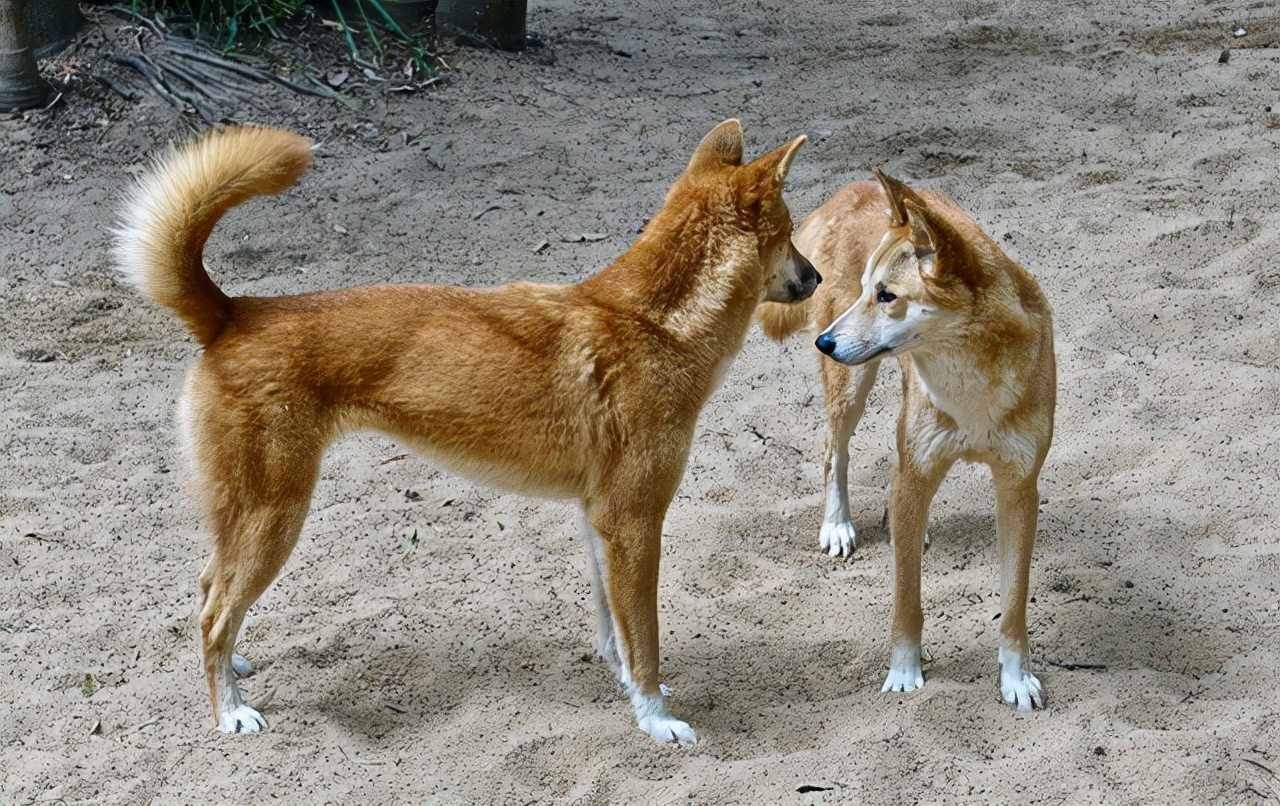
[0, 0, 49, 112]
[436, 0, 526, 51]
[24, 0, 84, 57]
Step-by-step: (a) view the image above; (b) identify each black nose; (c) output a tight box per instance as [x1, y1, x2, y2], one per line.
[787, 257, 822, 301]
[802, 257, 821, 287]
[815, 332, 836, 355]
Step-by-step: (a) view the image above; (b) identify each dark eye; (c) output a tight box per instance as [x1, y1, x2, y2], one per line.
[875, 283, 896, 304]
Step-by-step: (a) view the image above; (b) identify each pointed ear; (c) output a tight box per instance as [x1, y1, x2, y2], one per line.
[902, 198, 982, 286]
[687, 119, 744, 172]
[773, 134, 808, 185]
[745, 134, 808, 188]
[903, 199, 939, 263]
[872, 167, 923, 229]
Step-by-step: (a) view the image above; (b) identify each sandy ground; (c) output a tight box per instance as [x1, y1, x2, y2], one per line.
[4, 0, 1280, 802]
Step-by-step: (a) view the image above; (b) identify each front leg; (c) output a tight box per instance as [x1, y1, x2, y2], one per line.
[584, 499, 696, 745]
[818, 359, 879, 557]
[993, 468, 1045, 709]
[882, 458, 950, 694]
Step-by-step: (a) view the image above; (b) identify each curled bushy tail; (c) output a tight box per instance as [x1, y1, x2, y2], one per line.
[756, 297, 813, 341]
[114, 126, 313, 346]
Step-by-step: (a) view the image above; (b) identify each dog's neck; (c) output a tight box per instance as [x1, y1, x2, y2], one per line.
[590, 209, 763, 355]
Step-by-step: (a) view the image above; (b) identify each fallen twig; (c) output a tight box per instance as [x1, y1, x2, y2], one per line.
[162, 39, 332, 99]
[151, 54, 247, 108]
[1044, 659, 1107, 671]
[112, 54, 198, 118]
[303, 72, 361, 109]
[23, 532, 63, 544]
[110, 4, 166, 37]
[144, 54, 215, 122]
[94, 73, 136, 100]
[112, 24, 340, 122]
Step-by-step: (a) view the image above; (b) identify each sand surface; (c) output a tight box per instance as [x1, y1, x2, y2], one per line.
[3, 1, 1280, 802]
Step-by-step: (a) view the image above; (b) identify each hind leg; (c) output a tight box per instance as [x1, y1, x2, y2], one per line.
[818, 358, 879, 557]
[199, 475, 317, 733]
[199, 497, 314, 732]
[192, 408, 324, 734]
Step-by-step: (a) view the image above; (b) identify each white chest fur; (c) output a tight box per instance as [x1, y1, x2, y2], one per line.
[909, 354, 1038, 475]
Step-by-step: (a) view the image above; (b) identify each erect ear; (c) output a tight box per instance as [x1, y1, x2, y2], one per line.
[902, 198, 981, 286]
[760, 134, 807, 186]
[740, 134, 807, 209]
[686, 119, 744, 172]
[872, 167, 925, 229]
[900, 197, 934, 250]
[743, 134, 808, 187]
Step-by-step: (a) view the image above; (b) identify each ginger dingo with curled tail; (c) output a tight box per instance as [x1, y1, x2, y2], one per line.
[115, 121, 819, 743]
[758, 169, 1054, 709]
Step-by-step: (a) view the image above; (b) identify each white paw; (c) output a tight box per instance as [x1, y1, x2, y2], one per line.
[881, 645, 924, 694]
[630, 689, 696, 745]
[819, 520, 857, 558]
[231, 653, 253, 678]
[218, 703, 267, 734]
[882, 666, 925, 694]
[638, 713, 698, 745]
[1000, 668, 1044, 710]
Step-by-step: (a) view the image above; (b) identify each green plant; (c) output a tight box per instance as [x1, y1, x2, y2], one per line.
[327, 0, 436, 77]
[129, 0, 436, 78]
[135, 0, 306, 50]
[99, 92, 127, 121]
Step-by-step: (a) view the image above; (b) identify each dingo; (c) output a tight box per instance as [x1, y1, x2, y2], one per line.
[758, 169, 1054, 708]
[116, 121, 818, 742]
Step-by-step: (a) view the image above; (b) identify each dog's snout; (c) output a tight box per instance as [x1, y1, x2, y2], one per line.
[800, 255, 821, 288]
[787, 255, 821, 302]
[815, 332, 836, 355]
